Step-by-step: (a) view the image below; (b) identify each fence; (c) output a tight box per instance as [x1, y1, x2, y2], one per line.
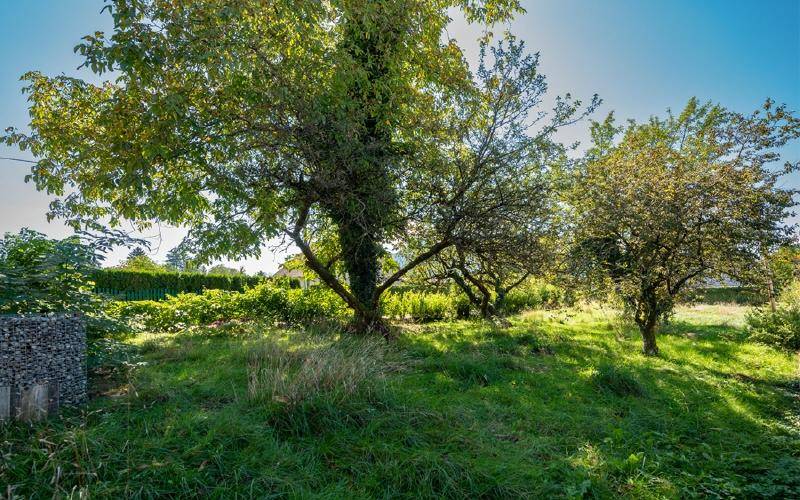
[96, 288, 181, 301]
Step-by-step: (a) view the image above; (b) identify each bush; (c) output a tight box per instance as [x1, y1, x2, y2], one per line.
[0, 228, 99, 314]
[107, 283, 350, 332]
[382, 291, 458, 322]
[502, 281, 564, 314]
[747, 281, 800, 351]
[689, 286, 765, 305]
[108, 280, 565, 333]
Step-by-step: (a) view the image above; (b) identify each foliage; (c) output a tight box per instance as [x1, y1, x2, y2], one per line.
[91, 267, 263, 296]
[409, 39, 588, 320]
[568, 98, 800, 355]
[206, 264, 245, 276]
[163, 245, 204, 272]
[107, 283, 351, 332]
[126, 247, 146, 260]
[2, 306, 797, 497]
[117, 254, 166, 272]
[0, 228, 99, 314]
[497, 280, 564, 314]
[768, 244, 800, 294]
[382, 291, 461, 322]
[687, 286, 764, 305]
[747, 280, 800, 351]
[107, 279, 563, 331]
[384, 279, 563, 321]
[3, 0, 603, 332]
[86, 338, 142, 379]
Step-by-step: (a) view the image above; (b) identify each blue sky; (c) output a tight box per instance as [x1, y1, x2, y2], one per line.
[1, 0, 798, 273]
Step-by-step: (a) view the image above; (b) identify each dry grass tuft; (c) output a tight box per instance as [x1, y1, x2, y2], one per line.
[246, 337, 395, 407]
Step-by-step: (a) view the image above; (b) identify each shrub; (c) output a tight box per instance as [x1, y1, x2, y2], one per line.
[0, 229, 131, 338]
[747, 281, 800, 351]
[107, 283, 350, 332]
[688, 286, 765, 305]
[382, 291, 458, 322]
[0, 228, 98, 314]
[108, 279, 564, 333]
[747, 308, 800, 351]
[502, 281, 564, 314]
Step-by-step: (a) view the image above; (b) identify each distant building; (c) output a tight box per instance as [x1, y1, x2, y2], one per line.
[272, 266, 318, 289]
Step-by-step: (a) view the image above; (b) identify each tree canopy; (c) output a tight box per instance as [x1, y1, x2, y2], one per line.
[5, 0, 595, 333]
[569, 98, 800, 354]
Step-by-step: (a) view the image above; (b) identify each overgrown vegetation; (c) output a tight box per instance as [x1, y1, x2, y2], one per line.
[747, 280, 800, 351]
[0, 1, 798, 496]
[106, 279, 568, 332]
[0, 228, 99, 314]
[687, 286, 765, 305]
[2, 306, 797, 498]
[107, 284, 350, 332]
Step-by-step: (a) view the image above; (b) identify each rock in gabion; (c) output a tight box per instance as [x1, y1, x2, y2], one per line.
[0, 314, 86, 419]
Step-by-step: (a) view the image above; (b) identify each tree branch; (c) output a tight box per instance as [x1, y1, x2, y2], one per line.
[372, 240, 452, 306]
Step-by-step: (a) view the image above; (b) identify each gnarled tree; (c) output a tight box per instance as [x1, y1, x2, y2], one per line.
[5, 0, 594, 333]
[568, 99, 800, 355]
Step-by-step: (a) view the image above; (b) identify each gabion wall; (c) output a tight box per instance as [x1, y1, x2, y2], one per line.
[0, 314, 87, 419]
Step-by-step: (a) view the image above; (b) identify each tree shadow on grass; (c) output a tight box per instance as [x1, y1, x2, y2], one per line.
[660, 319, 750, 342]
[4, 316, 799, 498]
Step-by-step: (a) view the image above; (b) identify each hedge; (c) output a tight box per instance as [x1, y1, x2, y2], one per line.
[91, 268, 264, 298]
[106, 283, 351, 332]
[687, 286, 765, 305]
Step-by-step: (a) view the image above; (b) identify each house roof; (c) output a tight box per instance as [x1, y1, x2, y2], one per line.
[273, 267, 305, 279]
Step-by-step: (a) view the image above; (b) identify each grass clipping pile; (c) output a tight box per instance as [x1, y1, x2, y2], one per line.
[246, 336, 399, 409]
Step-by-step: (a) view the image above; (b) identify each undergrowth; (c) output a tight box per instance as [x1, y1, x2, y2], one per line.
[1, 305, 798, 498]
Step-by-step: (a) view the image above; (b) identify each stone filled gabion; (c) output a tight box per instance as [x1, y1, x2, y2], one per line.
[0, 314, 87, 414]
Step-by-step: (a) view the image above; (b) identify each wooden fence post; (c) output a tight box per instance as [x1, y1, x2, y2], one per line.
[18, 384, 50, 422]
[0, 386, 10, 421]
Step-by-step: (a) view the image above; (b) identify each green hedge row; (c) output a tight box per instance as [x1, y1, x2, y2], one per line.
[107, 283, 350, 332]
[688, 286, 765, 305]
[380, 281, 565, 322]
[91, 268, 264, 296]
[105, 278, 570, 332]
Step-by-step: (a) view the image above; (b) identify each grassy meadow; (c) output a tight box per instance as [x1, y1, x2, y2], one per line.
[1, 304, 798, 498]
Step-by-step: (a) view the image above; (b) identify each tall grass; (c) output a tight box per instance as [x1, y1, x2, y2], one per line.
[247, 337, 394, 407]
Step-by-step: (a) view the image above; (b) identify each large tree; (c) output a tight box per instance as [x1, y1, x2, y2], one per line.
[5, 0, 594, 333]
[569, 99, 800, 355]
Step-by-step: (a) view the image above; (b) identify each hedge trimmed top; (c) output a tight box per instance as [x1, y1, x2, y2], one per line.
[91, 268, 263, 294]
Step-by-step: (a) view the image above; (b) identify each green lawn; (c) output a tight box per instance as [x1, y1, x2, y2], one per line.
[2, 305, 798, 498]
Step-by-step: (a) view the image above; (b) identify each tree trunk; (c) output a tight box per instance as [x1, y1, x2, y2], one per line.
[337, 221, 385, 333]
[493, 285, 507, 315]
[479, 297, 492, 319]
[764, 259, 777, 312]
[640, 322, 659, 356]
[337, 223, 380, 308]
[351, 308, 390, 338]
